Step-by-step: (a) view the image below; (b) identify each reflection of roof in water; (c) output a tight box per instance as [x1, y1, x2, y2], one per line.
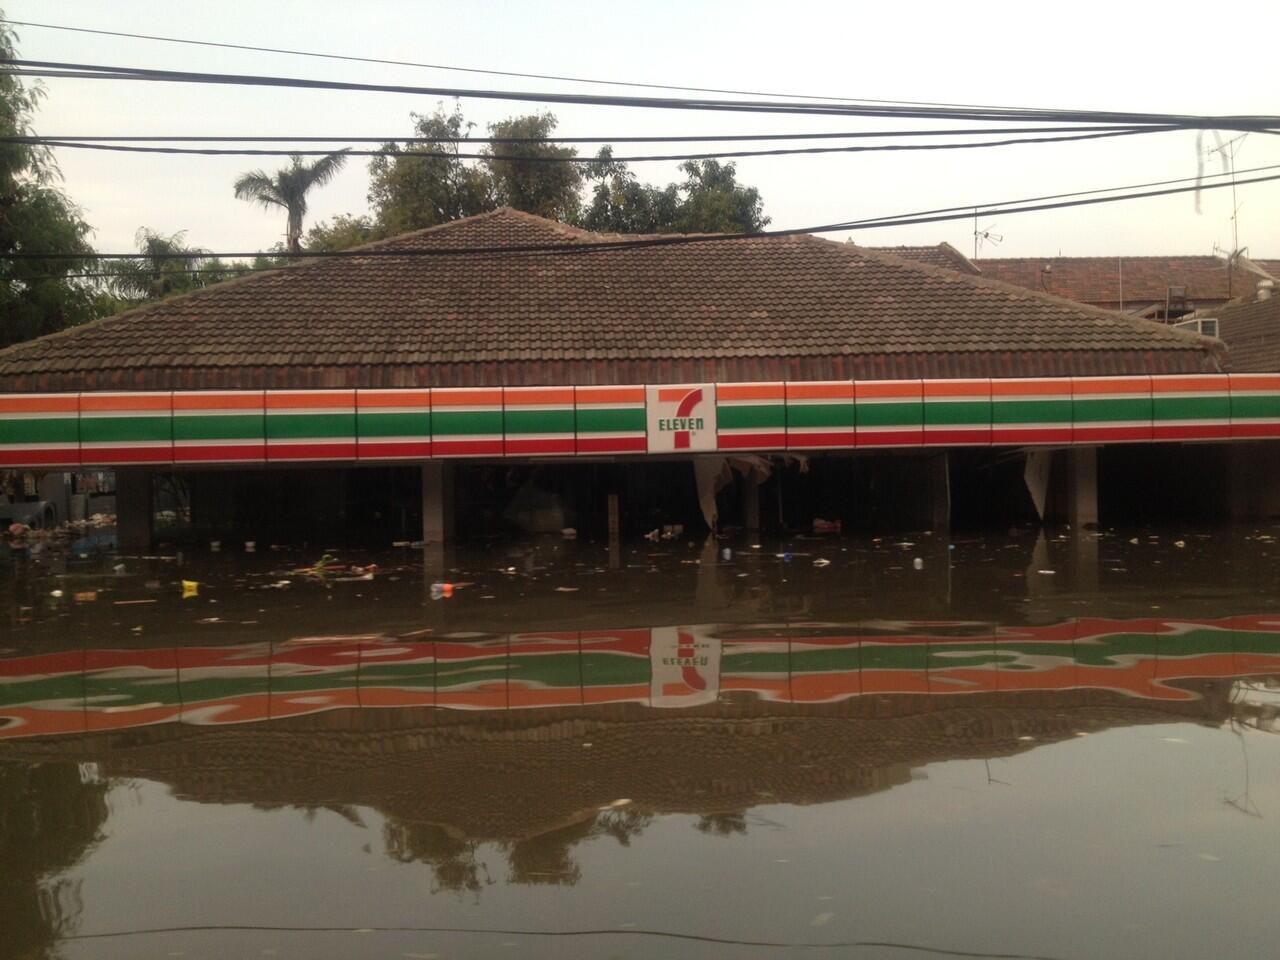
[2, 684, 1246, 847]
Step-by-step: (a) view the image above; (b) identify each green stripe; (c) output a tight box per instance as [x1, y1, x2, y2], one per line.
[856, 401, 922, 427]
[173, 413, 264, 442]
[431, 410, 503, 436]
[265, 412, 355, 440]
[80, 416, 171, 443]
[0, 417, 79, 445]
[719, 404, 786, 429]
[924, 400, 990, 426]
[504, 408, 575, 435]
[990, 399, 1072, 425]
[1232, 395, 1280, 420]
[1152, 395, 1231, 421]
[577, 407, 645, 434]
[1073, 397, 1151, 423]
[356, 411, 430, 439]
[787, 403, 855, 429]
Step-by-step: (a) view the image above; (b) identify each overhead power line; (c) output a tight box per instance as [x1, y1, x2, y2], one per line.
[9, 166, 1280, 265]
[0, 124, 1173, 144]
[0, 16, 1057, 113]
[11, 58, 1280, 130]
[12, 128, 1164, 162]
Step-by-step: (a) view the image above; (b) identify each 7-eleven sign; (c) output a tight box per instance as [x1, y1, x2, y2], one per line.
[646, 383, 717, 452]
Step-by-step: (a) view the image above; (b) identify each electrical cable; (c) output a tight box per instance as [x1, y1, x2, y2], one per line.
[10, 58, 1280, 129]
[11, 127, 1166, 162]
[8, 166, 1279, 265]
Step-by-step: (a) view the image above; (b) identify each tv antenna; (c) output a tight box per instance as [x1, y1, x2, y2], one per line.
[972, 208, 1003, 258]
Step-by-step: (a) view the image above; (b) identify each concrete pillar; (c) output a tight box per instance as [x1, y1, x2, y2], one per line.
[928, 452, 951, 531]
[1065, 447, 1099, 528]
[742, 474, 760, 534]
[421, 462, 456, 544]
[115, 468, 153, 554]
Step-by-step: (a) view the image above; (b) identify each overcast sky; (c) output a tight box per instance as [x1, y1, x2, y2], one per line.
[10, 0, 1279, 260]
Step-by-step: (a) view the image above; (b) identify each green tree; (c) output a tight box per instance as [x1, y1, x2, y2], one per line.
[580, 146, 681, 233]
[233, 151, 348, 253]
[0, 18, 100, 349]
[305, 213, 380, 252]
[483, 113, 582, 222]
[674, 159, 770, 233]
[367, 104, 495, 235]
[105, 228, 218, 303]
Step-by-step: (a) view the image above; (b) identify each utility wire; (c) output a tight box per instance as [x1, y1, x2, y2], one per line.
[11, 58, 1280, 129]
[12, 127, 1165, 162]
[0, 124, 1176, 144]
[0, 16, 1067, 113]
[8, 167, 1280, 264]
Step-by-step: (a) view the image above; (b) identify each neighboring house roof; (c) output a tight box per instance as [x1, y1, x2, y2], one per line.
[864, 242, 981, 274]
[972, 255, 1261, 307]
[1250, 259, 1280, 281]
[0, 208, 1222, 391]
[1215, 295, 1280, 372]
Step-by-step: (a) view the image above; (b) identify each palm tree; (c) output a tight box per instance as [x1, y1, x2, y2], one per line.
[233, 151, 348, 253]
[107, 228, 213, 302]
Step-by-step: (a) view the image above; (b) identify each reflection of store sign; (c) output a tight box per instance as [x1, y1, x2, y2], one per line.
[649, 626, 722, 706]
[646, 384, 717, 453]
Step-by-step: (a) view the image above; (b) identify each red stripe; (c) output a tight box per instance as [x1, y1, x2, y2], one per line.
[81, 447, 173, 464]
[173, 443, 266, 463]
[991, 427, 1073, 445]
[576, 436, 647, 454]
[856, 429, 923, 447]
[787, 430, 856, 449]
[717, 432, 786, 449]
[1151, 423, 1233, 441]
[1231, 423, 1280, 439]
[505, 437, 576, 456]
[432, 439, 504, 458]
[921, 428, 990, 445]
[356, 440, 432, 460]
[266, 442, 357, 461]
[1073, 425, 1151, 443]
[0, 449, 80, 466]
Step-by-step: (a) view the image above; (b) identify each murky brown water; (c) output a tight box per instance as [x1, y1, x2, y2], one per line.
[3, 525, 1280, 960]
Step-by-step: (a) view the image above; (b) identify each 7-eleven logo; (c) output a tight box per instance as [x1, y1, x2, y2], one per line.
[650, 626, 722, 707]
[646, 383, 717, 452]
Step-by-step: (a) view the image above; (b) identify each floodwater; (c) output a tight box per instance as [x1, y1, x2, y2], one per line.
[2, 526, 1279, 960]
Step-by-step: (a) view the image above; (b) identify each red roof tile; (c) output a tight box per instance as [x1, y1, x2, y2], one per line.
[1215, 296, 1280, 372]
[0, 209, 1221, 391]
[972, 255, 1260, 307]
[864, 242, 981, 275]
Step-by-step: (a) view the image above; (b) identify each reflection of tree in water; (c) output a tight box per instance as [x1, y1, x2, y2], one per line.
[382, 820, 492, 896]
[0, 761, 111, 960]
[694, 812, 749, 837]
[382, 807, 652, 893]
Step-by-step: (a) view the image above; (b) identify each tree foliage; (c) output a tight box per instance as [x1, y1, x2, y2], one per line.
[0, 18, 101, 349]
[233, 151, 348, 253]
[483, 112, 582, 222]
[104, 228, 223, 304]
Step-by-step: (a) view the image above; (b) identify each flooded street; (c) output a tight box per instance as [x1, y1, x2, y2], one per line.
[3, 526, 1280, 960]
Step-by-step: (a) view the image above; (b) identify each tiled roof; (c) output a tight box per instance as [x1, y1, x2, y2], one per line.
[0, 208, 1221, 391]
[1216, 296, 1280, 372]
[1251, 259, 1280, 282]
[972, 255, 1260, 307]
[864, 242, 981, 274]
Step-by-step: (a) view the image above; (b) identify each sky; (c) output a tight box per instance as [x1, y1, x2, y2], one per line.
[8, 0, 1280, 261]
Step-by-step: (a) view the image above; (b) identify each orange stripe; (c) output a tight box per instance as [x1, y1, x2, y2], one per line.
[173, 392, 263, 411]
[1072, 377, 1149, 396]
[923, 379, 989, 399]
[1150, 374, 1230, 394]
[430, 388, 503, 407]
[504, 387, 575, 406]
[0, 394, 78, 414]
[265, 391, 355, 410]
[356, 389, 430, 408]
[990, 378, 1072, 397]
[1228, 374, 1280, 392]
[786, 382, 853, 401]
[80, 393, 170, 412]
[856, 380, 921, 400]
[576, 386, 645, 404]
[718, 382, 784, 402]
